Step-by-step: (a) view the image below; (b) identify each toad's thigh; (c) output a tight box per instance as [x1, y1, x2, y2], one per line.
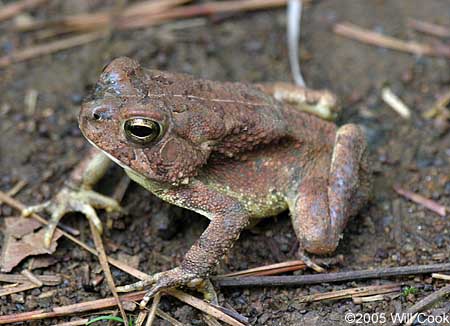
[289, 124, 370, 254]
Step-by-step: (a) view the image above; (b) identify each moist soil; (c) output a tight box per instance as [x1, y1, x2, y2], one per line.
[0, 1, 449, 325]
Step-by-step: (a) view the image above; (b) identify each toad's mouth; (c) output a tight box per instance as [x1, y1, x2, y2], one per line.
[80, 124, 166, 187]
[85, 137, 128, 170]
[78, 117, 129, 169]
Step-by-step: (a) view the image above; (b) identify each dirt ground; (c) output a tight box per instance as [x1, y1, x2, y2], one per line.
[0, 0, 449, 325]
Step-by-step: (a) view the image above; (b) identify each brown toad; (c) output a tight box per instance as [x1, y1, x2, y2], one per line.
[25, 57, 370, 303]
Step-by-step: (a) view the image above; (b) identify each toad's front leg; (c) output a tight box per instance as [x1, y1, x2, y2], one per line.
[22, 148, 121, 247]
[117, 180, 251, 306]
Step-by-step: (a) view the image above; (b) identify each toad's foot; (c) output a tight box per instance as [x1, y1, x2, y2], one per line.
[258, 82, 339, 121]
[116, 267, 216, 308]
[298, 250, 326, 273]
[22, 186, 121, 247]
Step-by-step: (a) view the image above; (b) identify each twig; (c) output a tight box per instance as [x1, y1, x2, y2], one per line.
[405, 313, 419, 326]
[165, 289, 246, 326]
[215, 263, 450, 287]
[14, 0, 287, 33]
[0, 290, 146, 324]
[334, 22, 450, 58]
[220, 260, 306, 277]
[0, 190, 149, 280]
[432, 273, 450, 281]
[0, 282, 39, 296]
[204, 316, 222, 326]
[298, 283, 401, 303]
[135, 310, 148, 326]
[118, 0, 288, 30]
[0, 0, 47, 22]
[54, 318, 90, 326]
[21, 269, 43, 287]
[0, 31, 106, 69]
[112, 175, 130, 203]
[381, 87, 411, 119]
[408, 18, 450, 38]
[88, 220, 129, 326]
[393, 185, 446, 217]
[54, 222, 81, 237]
[0, 270, 45, 296]
[14, 0, 191, 33]
[423, 90, 450, 119]
[155, 309, 184, 326]
[404, 285, 450, 316]
[24, 89, 38, 115]
[160, 17, 207, 31]
[145, 293, 161, 326]
[210, 305, 248, 325]
[287, 0, 305, 86]
[0, 179, 27, 206]
[0, 273, 61, 285]
[352, 294, 393, 304]
[6, 180, 27, 197]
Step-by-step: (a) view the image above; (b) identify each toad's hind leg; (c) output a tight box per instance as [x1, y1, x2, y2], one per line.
[257, 82, 339, 121]
[290, 124, 370, 255]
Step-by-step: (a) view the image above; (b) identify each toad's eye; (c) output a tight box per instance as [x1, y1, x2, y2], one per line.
[123, 118, 163, 144]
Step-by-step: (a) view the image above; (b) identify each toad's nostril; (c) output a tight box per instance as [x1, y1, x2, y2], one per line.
[91, 107, 112, 121]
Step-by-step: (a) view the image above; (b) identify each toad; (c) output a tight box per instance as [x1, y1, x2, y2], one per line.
[24, 57, 370, 305]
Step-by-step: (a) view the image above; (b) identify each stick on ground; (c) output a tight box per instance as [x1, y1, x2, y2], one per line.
[432, 273, 450, 281]
[165, 289, 246, 326]
[408, 18, 450, 38]
[220, 260, 306, 277]
[155, 309, 184, 326]
[0, 0, 47, 22]
[381, 87, 411, 119]
[54, 318, 90, 326]
[403, 285, 450, 319]
[393, 185, 446, 217]
[334, 22, 450, 58]
[20, 270, 43, 287]
[0, 31, 106, 69]
[14, 0, 191, 33]
[145, 292, 161, 326]
[0, 290, 146, 325]
[88, 220, 129, 326]
[0, 282, 39, 296]
[298, 283, 401, 303]
[287, 0, 305, 86]
[423, 90, 450, 119]
[115, 0, 289, 30]
[0, 273, 61, 285]
[352, 294, 396, 304]
[214, 263, 450, 287]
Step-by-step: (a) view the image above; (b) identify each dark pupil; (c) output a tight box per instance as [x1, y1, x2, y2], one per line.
[129, 125, 155, 138]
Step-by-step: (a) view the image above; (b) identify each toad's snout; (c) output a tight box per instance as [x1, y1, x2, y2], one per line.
[80, 102, 114, 123]
[78, 101, 118, 141]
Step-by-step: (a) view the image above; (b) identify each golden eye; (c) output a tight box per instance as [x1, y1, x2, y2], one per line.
[123, 118, 163, 144]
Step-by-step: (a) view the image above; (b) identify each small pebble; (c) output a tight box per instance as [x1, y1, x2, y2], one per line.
[434, 235, 446, 248]
[10, 294, 25, 304]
